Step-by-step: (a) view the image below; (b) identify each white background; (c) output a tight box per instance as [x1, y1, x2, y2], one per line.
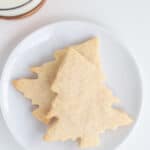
[0, 0, 149, 149]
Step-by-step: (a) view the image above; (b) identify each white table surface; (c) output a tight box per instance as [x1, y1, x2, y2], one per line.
[0, 0, 150, 149]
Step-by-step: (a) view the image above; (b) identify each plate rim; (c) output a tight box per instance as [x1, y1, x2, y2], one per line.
[0, 0, 46, 19]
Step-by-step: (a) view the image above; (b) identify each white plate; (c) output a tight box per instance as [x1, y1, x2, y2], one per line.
[0, 21, 142, 150]
[0, 0, 43, 17]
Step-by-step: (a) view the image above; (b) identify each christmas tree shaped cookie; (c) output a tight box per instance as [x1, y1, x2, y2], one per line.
[44, 49, 132, 148]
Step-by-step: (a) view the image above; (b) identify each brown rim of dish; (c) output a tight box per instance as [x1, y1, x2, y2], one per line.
[0, 0, 46, 19]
